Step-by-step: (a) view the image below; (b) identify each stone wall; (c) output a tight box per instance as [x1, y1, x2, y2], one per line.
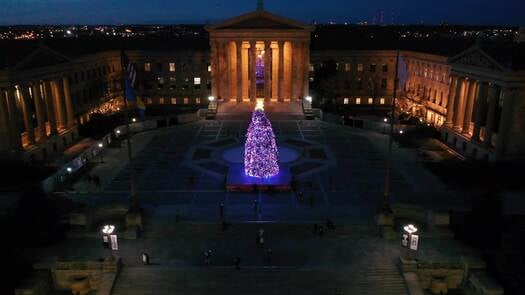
[51, 259, 121, 291]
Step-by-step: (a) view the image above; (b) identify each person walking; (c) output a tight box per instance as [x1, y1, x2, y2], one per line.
[266, 248, 272, 263]
[234, 257, 241, 270]
[253, 199, 258, 213]
[318, 225, 324, 237]
[141, 250, 150, 265]
[219, 203, 224, 218]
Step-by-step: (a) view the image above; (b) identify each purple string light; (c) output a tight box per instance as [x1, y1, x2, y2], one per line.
[244, 109, 279, 178]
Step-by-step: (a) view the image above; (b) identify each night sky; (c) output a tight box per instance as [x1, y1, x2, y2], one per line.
[0, 0, 524, 26]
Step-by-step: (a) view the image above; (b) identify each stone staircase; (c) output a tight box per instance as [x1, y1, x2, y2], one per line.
[111, 264, 407, 295]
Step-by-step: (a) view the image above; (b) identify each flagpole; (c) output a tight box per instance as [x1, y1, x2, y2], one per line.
[120, 51, 138, 210]
[382, 49, 400, 212]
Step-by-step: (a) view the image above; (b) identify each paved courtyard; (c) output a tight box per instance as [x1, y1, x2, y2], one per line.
[67, 117, 455, 224]
[37, 115, 481, 294]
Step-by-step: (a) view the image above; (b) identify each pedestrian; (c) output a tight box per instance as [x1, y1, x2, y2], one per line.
[258, 228, 264, 237]
[259, 236, 265, 248]
[87, 174, 93, 184]
[253, 199, 258, 213]
[234, 257, 241, 270]
[93, 175, 101, 189]
[141, 250, 150, 265]
[318, 225, 324, 237]
[222, 220, 228, 232]
[266, 248, 272, 263]
[326, 218, 335, 230]
[219, 203, 224, 218]
[309, 195, 314, 206]
[298, 191, 304, 202]
[204, 250, 211, 265]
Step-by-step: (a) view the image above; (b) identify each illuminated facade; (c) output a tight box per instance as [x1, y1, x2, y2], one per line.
[0, 7, 524, 163]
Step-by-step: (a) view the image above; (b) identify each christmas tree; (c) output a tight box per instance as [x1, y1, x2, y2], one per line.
[244, 107, 279, 178]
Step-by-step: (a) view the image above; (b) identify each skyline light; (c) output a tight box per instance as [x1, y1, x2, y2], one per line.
[0, 0, 523, 25]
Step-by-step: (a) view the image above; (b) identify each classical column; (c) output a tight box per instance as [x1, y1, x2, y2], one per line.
[483, 84, 499, 147]
[0, 89, 11, 151]
[453, 79, 469, 130]
[446, 76, 461, 127]
[5, 88, 22, 150]
[271, 42, 279, 101]
[32, 83, 46, 140]
[20, 86, 35, 145]
[264, 41, 272, 102]
[220, 41, 230, 100]
[43, 80, 58, 135]
[236, 40, 243, 102]
[210, 41, 219, 98]
[303, 41, 311, 98]
[495, 88, 515, 158]
[278, 41, 285, 102]
[249, 40, 257, 101]
[462, 80, 478, 135]
[472, 82, 488, 141]
[291, 41, 299, 101]
[62, 77, 75, 129]
[52, 79, 67, 130]
[242, 44, 249, 101]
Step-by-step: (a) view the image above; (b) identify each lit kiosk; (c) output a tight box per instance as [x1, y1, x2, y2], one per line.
[225, 100, 292, 192]
[206, 2, 313, 104]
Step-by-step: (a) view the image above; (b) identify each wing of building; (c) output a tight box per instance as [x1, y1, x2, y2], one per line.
[0, 7, 524, 163]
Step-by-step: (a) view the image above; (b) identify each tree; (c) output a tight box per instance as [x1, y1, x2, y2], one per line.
[244, 109, 279, 178]
[311, 59, 341, 106]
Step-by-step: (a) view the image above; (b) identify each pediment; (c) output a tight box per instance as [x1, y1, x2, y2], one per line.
[449, 47, 505, 72]
[208, 10, 312, 31]
[14, 46, 71, 71]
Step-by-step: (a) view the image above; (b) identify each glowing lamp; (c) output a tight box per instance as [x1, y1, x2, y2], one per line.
[305, 96, 312, 103]
[102, 225, 115, 235]
[403, 224, 418, 234]
[208, 96, 215, 102]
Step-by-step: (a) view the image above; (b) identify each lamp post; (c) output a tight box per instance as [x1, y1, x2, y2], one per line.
[98, 143, 104, 163]
[403, 224, 419, 260]
[101, 224, 115, 260]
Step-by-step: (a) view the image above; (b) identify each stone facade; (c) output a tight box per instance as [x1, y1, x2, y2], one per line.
[1, 9, 524, 163]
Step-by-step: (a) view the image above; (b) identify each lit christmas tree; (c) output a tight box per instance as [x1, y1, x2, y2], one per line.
[244, 104, 279, 178]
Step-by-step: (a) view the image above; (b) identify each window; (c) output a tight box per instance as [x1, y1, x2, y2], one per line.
[355, 97, 361, 104]
[369, 63, 376, 72]
[169, 77, 176, 90]
[147, 98, 152, 104]
[184, 97, 189, 104]
[194, 77, 201, 85]
[159, 97, 165, 104]
[381, 78, 387, 89]
[368, 98, 373, 104]
[345, 63, 351, 72]
[169, 63, 176, 72]
[335, 63, 340, 70]
[382, 64, 388, 72]
[357, 64, 364, 72]
[380, 98, 385, 104]
[207, 64, 212, 72]
[196, 98, 201, 104]
[157, 77, 165, 89]
[343, 98, 349, 105]
[144, 63, 151, 72]
[171, 97, 177, 104]
[309, 64, 314, 72]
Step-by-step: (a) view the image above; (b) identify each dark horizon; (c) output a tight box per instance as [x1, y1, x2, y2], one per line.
[0, 0, 524, 26]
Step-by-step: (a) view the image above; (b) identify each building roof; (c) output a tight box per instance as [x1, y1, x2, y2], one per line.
[478, 41, 525, 71]
[207, 9, 313, 31]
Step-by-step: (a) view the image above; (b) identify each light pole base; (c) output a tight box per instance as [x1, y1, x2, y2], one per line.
[376, 207, 394, 226]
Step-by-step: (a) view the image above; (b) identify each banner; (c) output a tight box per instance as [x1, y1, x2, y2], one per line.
[110, 234, 119, 250]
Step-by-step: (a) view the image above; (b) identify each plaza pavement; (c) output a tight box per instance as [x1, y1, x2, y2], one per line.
[40, 116, 480, 294]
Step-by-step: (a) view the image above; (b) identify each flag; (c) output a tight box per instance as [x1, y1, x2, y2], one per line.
[122, 51, 146, 117]
[397, 53, 408, 90]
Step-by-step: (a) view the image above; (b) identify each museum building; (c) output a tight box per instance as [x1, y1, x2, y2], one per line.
[0, 7, 524, 163]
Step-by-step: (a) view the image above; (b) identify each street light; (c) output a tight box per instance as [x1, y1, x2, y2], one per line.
[403, 224, 419, 259]
[208, 96, 215, 102]
[66, 167, 72, 173]
[383, 118, 388, 123]
[98, 143, 104, 163]
[132, 118, 136, 123]
[305, 96, 312, 103]
[102, 224, 116, 260]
